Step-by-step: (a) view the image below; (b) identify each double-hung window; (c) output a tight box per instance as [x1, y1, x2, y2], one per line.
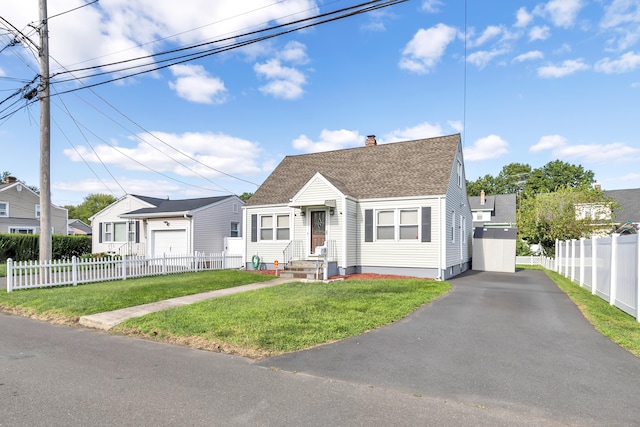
[230, 222, 239, 237]
[0, 202, 7, 217]
[375, 208, 419, 241]
[376, 210, 395, 240]
[35, 204, 41, 218]
[259, 214, 290, 241]
[399, 209, 419, 240]
[103, 222, 135, 242]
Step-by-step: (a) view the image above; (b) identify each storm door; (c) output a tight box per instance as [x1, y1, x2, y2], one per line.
[310, 210, 326, 253]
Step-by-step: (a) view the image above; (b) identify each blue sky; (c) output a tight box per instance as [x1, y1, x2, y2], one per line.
[1, 0, 639, 206]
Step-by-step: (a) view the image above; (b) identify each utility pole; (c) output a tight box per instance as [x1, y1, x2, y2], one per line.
[39, 0, 52, 263]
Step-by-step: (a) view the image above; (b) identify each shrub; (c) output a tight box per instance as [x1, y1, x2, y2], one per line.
[0, 234, 92, 262]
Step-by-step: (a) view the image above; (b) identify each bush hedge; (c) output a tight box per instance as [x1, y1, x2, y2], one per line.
[0, 234, 92, 262]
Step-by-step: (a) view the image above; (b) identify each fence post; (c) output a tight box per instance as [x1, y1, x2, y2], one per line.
[162, 253, 167, 275]
[610, 233, 619, 306]
[579, 238, 585, 287]
[564, 240, 571, 278]
[636, 234, 640, 322]
[570, 239, 576, 282]
[72, 256, 77, 286]
[557, 241, 562, 274]
[7, 258, 12, 292]
[122, 255, 128, 281]
[592, 236, 597, 295]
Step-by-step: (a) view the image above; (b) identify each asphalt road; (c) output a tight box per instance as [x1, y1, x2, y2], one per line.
[1, 269, 639, 426]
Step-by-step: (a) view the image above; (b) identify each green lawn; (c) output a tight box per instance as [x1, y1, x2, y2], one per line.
[0, 270, 274, 317]
[118, 278, 450, 358]
[519, 265, 640, 358]
[0, 263, 5, 277]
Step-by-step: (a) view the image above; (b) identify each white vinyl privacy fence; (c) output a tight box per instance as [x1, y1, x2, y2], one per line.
[6, 252, 243, 292]
[553, 234, 640, 321]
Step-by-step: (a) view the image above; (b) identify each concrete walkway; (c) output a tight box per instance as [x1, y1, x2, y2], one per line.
[79, 277, 297, 330]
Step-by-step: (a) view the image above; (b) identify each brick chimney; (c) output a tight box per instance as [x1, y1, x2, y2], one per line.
[365, 135, 377, 146]
[480, 190, 485, 205]
[595, 184, 601, 190]
[6, 176, 17, 184]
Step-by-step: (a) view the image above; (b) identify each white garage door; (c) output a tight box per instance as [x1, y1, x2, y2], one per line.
[153, 230, 188, 256]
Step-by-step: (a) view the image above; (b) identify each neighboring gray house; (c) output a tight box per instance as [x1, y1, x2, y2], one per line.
[68, 219, 92, 235]
[243, 134, 473, 280]
[0, 176, 68, 235]
[605, 188, 640, 234]
[90, 194, 243, 256]
[468, 191, 517, 229]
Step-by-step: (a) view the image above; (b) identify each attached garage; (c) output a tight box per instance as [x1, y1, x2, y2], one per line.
[152, 229, 188, 256]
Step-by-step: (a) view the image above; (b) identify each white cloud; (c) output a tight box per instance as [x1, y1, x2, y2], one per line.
[421, 0, 443, 13]
[277, 41, 309, 65]
[515, 7, 533, 28]
[529, 135, 640, 163]
[513, 50, 544, 62]
[399, 24, 458, 74]
[0, 67, 5, 77]
[168, 65, 227, 104]
[537, 59, 589, 77]
[2, 1, 319, 82]
[447, 120, 464, 132]
[63, 131, 263, 178]
[600, 0, 640, 50]
[254, 59, 306, 100]
[534, 0, 584, 28]
[292, 129, 363, 153]
[467, 49, 507, 69]
[554, 142, 640, 162]
[463, 135, 509, 161]
[468, 26, 503, 48]
[632, 82, 640, 88]
[382, 122, 445, 143]
[254, 41, 309, 100]
[530, 135, 567, 152]
[529, 25, 551, 41]
[595, 51, 640, 73]
[612, 172, 640, 182]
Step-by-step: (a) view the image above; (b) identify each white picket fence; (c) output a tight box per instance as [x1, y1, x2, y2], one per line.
[6, 252, 243, 292]
[531, 235, 640, 321]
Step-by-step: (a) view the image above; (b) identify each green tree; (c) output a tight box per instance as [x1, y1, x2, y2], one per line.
[523, 160, 595, 196]
[65, 193, 117, 224]
[517, 186, 616, 255]
[495, 163, 532, 194]
[466, 174, 497, 196]
[238, 192, 253, 203]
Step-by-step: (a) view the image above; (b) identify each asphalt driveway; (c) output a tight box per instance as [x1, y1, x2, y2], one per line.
[258, 269, 640, 426]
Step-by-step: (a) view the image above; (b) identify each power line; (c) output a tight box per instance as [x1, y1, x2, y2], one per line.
[48, 0, 99, 21]
[49, 0, 406, 88]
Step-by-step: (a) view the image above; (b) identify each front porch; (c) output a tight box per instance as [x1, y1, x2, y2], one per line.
[280, 240, 339, 280]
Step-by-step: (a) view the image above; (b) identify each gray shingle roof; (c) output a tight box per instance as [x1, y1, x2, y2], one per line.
[469, 193, 517, 228]
[246, 134, 461, 206]
[604, 188, 640, 223]
[124, 195, 235, 216]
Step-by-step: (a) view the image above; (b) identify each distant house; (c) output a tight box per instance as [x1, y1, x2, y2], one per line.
[68, 219, 92, 235]
[90, 194, 243, 256]
[468, 191, 517, 230]
[0, 176, 67, 235]
[605, 188, 640, 234]
[243, 134, 472, 280]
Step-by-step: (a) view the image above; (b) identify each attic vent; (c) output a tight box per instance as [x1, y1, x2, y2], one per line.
[365, 135, 377, 146]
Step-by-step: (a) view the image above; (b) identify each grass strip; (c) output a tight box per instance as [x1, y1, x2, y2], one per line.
[520, 265, 640, 358]
[0, 270, 273, 318]
[0, 263, 5, 277]
[118, 278, 450, 358]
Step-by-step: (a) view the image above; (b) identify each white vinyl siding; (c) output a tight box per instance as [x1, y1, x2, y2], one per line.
[245, 205, 294, 265]
[0, 185, 67, 234]
[359, 199, 440, 268]
[192, 196, 243, 253]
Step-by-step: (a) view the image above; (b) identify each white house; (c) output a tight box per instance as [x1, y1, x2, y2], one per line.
[90, 194, 243, 256]
[243, 134, 472, 280]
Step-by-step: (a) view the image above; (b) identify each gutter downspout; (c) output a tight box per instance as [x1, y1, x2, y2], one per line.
[438, 197, 444, 281]
[184, 212, 193, 254]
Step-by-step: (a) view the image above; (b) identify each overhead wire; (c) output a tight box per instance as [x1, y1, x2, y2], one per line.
[49, 0, 406, 89]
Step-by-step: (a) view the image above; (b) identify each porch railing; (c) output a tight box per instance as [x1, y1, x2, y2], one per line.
[283, 240, 337, 265]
